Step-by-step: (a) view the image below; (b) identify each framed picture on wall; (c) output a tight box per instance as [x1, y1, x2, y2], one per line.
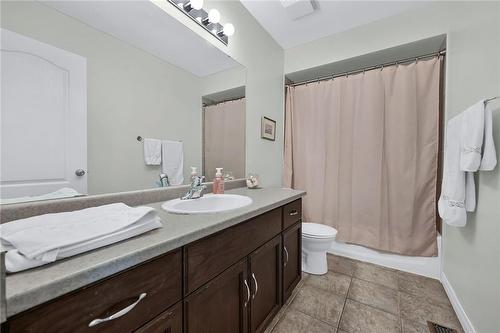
[261, 117, 276, 141]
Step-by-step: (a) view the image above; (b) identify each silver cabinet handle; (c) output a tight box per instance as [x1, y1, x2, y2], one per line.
[283, 246, 289, 267]
[289, 210, 299, 216]
[75, 169, 86, 177]
[243, 279, 250, 307]
[88, 293, 147, 327]
[251, 273, 258, 299]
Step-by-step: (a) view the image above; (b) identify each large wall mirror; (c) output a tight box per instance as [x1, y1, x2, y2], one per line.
[0, 1, 246, 204]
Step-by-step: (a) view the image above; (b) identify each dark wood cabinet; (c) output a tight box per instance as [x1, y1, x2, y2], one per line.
[184, 259, 248, 333]
[283, 199, 302, 229]
[184, 208, 282, 294]
[282, 222, 302, 304]
[7, 250, 182, 333]
[134, 302, 182, 333]
[5, 199, 303, 333]
[248, 236, 281, 333]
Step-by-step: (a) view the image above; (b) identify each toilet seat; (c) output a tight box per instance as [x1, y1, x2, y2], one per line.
[302, 223, 337, 239]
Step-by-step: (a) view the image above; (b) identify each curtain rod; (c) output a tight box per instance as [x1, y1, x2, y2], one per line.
[203, 96, 245, 107]
[287, 50, 446, 88]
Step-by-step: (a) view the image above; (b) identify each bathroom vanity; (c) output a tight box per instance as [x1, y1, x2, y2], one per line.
[2, 188, 304, 333]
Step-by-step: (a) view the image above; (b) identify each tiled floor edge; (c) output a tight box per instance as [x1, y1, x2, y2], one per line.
[440, 272, 476, 333]
[327, 237, 441, 279]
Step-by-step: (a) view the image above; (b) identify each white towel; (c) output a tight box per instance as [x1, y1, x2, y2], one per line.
[0, 203, 159, 260]
[143, 138, 162, 165]
[438, 100, 497, 227]
[3, 216, 162, 273]
[0, 187, 81, 205]
[161, 140, 184, 185]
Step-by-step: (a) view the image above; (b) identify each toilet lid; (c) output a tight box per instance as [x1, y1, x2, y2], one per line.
[302, 223, 337, 239]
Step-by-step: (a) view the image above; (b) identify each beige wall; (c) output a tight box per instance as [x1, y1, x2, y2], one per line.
[285, 2, 500, 332]
[200, 66, 247, 97]
[1, 1, 203, 194]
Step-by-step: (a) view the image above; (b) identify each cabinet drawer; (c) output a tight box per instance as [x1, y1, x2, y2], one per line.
[283, 199, 302, 229]
[134, 302, 182, 333]
[185, 208, 282, 294]
[9, 250, 182, 333]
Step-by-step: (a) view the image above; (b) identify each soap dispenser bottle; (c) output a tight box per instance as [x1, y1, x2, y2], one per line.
[213, 167, 224, 194]
[190, 167, 198, 181]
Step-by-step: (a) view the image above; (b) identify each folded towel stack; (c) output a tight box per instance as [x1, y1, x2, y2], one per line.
[0, 203, 162, 272]
[438, 100, 497, 227]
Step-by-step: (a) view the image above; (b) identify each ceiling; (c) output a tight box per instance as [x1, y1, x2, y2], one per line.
[240, 1, 426, 49]
[41, 1, 241, 77]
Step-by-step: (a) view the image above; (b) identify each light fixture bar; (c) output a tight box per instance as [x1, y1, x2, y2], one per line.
[168, 0, 231, 45]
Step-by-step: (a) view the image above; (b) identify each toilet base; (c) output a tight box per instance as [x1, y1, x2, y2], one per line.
[302, 250, 328, 275]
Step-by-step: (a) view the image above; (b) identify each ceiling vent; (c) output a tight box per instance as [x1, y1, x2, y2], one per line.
[279, 0, 315, 20]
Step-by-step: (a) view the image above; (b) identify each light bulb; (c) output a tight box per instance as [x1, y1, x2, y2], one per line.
[191, 0, 203, 10]
[208, 9, 220, 24]
[223, 23, 235, 36]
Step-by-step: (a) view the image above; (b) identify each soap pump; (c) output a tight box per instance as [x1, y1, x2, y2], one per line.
[213, 167, 224, 194]
[190, 167, 198, 181]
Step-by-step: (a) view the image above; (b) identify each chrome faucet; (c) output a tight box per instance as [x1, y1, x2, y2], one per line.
[181, 176, 206, 200]
[159, 173, 170, 187]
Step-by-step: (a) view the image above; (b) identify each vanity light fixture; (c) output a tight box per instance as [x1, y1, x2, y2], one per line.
[182, 0, 203, 12]
[168, 0, 234, 45]
[223, 23, 235, 37]
[208, 9, 220, 24]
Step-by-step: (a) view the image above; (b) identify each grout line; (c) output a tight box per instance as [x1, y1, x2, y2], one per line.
[336, 275, 353, 332]
[290, 307, 339, 330]
[398, 290, 403, 333]
[269, 277, 307, 332]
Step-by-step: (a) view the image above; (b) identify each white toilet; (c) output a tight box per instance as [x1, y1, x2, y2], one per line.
[302, 223, 338, 275]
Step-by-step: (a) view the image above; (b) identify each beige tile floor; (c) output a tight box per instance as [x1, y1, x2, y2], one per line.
[265, 254, 464, 333]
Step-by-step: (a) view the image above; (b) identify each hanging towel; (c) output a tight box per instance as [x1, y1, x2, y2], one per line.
[438, 117, 468, 226]
[143, 138, 162, 165]
[438, 100, 497, 227]
[460, 100, 497, 171]
[0, 203, 160, 260]
[161, 140, 184, 185]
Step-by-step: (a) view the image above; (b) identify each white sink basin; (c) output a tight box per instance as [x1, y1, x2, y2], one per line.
[162, 194, 253, 214]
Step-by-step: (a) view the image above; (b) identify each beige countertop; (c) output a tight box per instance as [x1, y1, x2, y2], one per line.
[4, 187, 305, 318]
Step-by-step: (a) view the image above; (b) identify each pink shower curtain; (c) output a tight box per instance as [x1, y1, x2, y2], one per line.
[284, 58, 441, 256]
[204, 98, 246, 179]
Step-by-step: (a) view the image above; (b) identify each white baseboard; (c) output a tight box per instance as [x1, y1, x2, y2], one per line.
[327, 235, 442, 279]
[441, 273, 476, 333]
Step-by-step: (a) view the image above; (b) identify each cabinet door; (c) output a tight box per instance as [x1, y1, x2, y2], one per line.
[134, 302, 182, 333]
[248, 236, 281, 333]
[184, 259, 249, 333]
[282, 223, 302, 304]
